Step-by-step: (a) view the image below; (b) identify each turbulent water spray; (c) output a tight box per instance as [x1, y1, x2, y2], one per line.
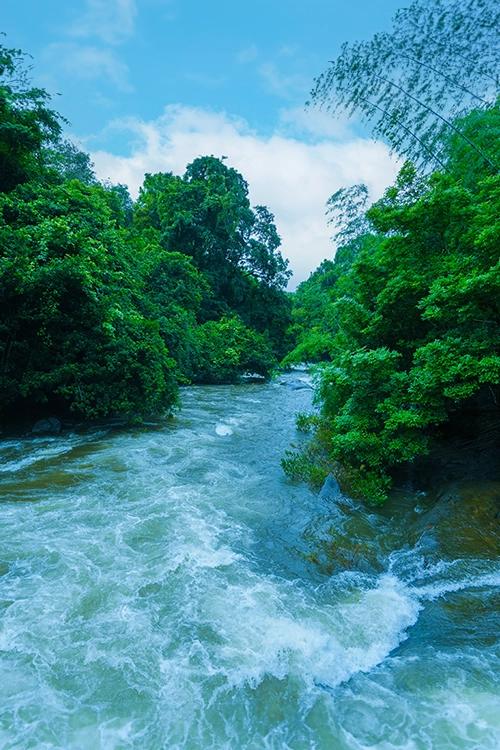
[0, 376, 499, 749]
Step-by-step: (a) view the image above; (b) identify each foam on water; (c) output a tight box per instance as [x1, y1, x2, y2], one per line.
[388, 544, 500, 601]
[0, 437, 76, 474]
[215, 423, 233, 437]
[0, 431, 108, 477]
[0, 379, 499, 749]
[203, 572, 421, 689]
[412, 570, 500, 600]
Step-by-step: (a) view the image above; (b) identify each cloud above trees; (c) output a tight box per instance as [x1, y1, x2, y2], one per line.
[89, 105, 399, 286]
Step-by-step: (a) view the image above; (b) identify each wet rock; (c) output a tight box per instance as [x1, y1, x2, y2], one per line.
[411, 480, 500, 557]
[280, 378, 313, 391]
[319, 474, 344, 503]
[32, 417, 62, 435]
[306, 474, 385, 575]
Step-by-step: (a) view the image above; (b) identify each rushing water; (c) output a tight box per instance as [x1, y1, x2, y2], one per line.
[0, 375, 499, 749]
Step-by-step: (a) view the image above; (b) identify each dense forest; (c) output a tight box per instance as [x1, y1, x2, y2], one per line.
[283, 0, 499, 502]
[0, 41, 292, 426]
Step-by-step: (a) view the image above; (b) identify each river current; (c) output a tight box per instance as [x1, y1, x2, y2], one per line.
[0, 375, 499, 749]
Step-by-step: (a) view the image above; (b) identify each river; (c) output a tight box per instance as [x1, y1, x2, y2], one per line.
[0, 374, 499, 749]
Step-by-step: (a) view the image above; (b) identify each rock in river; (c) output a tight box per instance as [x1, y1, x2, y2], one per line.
[31, 417, 62, 435]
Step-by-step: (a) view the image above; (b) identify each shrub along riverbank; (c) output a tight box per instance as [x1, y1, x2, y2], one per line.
[283, 105, 499, 503]
[281, 0, 499, 504]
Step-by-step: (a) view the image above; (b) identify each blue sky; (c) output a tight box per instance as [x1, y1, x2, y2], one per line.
[1, 0, 404, 284]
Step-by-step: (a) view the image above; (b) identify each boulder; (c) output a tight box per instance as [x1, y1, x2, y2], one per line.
[32, 417, 62, 435]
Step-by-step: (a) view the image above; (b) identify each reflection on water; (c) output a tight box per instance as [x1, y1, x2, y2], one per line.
[0, 375, 498, 749]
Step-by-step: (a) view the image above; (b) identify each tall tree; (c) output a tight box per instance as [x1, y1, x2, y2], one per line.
[134, 157, 291, 329]
[284, 107, 500, 502]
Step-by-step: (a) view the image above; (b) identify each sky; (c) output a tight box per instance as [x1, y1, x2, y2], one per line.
[1, 0, 405, 286]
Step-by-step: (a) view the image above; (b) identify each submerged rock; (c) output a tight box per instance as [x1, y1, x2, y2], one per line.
[414, 480, 500, 557]
[31, 417, 62, 435]
[319, 474, 344, 503]
[280, 378, 313, 391]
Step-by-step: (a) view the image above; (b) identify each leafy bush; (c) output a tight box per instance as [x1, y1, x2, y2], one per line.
[0, 180, 178, 420]
[191, 316, 276, 384]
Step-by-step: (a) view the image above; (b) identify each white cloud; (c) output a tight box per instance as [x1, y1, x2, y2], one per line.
[89, 105, 400, 287]
[68, 0, 137, 45]
[44, 43, 132, 92]
[278, 106, 354, 141]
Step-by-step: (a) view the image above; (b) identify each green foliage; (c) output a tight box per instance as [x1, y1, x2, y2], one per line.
[286, 105, 500, 503]
[141, 248, 209, 383]
[0, 179, 177, 420]
[43, 139, 97, 186]
[191, 316, 276, 384]
[283, 261, 338, 366]
[0, 39, 292, 426]
[133, 157, 292, 344]
[326, 184, 370, 247]
[281, 447, 330, 490]
[0, 41, 63, 192]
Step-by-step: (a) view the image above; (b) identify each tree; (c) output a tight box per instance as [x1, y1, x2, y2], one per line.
[134, 157, 292, 347]
[326, 183, 370, 248]
[191, 316, 277, 384]
[0, 37, 293, 425]
[284, 106, 500, 503]
[135, 157, 254, 273]
[0, 41, 63, 191]
[244, 205, 291, 289]
[0, 179, 178, 422]
[103, 182, 134, 227]
[44, 139, 97, 185]
[134, 158, 291, 289]
[311, 0, 499, 170]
